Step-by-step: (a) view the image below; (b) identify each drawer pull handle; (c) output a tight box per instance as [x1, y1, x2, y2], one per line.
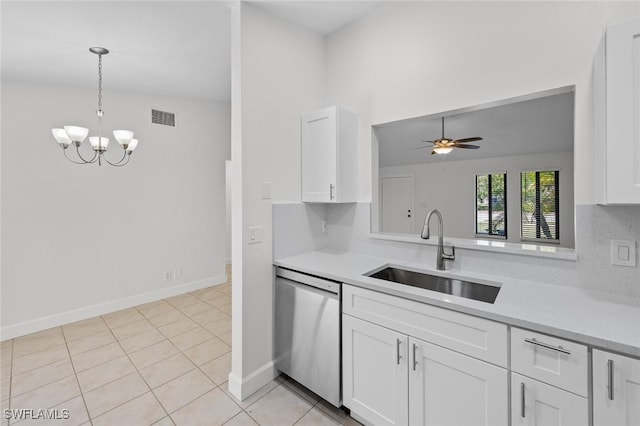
[412, 343, 418, 371]
[520, 382, 526, 418]
[396, 339, 402, 365]
[524, 337, 571, 355]
[329, 184, 335, 200]
[607, 359, 614, 400]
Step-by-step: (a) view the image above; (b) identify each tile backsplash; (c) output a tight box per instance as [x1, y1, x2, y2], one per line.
[273, 202, 640, 298]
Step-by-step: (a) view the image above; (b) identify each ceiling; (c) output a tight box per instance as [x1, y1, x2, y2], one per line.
[248, 1, 384, 35]
[1, 1, 384, 102]
[375, 91, 575, 168]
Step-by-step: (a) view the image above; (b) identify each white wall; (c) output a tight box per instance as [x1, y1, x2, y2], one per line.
[324, 1, 640, 205]
[1, 81, 230, 338]
[229, 3, 326, 399]
[379, 151, 575, 248]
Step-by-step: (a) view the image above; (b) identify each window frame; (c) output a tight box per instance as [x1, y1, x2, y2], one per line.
[474, 172, 507, 239]
[520, 169, 560, 244]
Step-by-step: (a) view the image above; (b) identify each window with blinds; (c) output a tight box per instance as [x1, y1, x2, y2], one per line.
[521, 170, 559, 243]
[475, 173, 507, 238]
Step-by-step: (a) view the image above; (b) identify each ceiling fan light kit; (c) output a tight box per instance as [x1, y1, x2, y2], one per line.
[51, 47, 139, 167]
[421, 117, 483, 155]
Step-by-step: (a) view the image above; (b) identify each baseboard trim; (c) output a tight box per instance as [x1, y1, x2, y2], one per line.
[1, 274, 227, 341]
[228, 361, 277, 401]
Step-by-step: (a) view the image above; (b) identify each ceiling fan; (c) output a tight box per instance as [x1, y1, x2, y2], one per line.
[414, 117, 483, 155]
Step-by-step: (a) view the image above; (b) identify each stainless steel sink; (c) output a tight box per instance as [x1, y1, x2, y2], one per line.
[366, 267, 500, 304]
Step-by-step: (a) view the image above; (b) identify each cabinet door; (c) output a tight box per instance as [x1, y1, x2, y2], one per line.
[604, 18, 640, 203]
[342, 314, 408, 426]
[301, 107, 337, 202]
[511, 373, 587, 426]
[409, 337, 507, 426]
[593, 350, 640, 426]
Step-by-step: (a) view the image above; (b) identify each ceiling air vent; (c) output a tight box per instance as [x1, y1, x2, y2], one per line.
[151, 109, 176, 127]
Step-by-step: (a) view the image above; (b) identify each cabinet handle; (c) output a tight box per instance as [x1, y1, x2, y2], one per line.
[524, 337, 571, 355]
[396, 339, 402, 365]
[607, 359, 614, 400]
[329, 184, 335, 200]
[520, 382, 526, 418]
[412, 343, 418, 371]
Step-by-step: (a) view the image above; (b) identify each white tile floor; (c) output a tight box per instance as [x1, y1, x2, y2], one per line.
[0, 266, 360, 426]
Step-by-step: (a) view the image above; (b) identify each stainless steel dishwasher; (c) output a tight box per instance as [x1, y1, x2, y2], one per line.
[274, 267, 341, 407]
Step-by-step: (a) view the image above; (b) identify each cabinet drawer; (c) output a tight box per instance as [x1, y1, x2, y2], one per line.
[343, 284, 507, 367]
[511, 327, 588, 397]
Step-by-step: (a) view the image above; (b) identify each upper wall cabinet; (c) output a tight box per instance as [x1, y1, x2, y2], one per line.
[594, 18, 640, 204]
[301, 106, 358, 203]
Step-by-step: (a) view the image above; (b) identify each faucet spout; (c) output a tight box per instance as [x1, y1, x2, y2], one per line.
[421, 209, 455, 271]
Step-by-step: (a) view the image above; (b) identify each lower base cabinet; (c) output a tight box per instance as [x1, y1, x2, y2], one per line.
[511, 373, 587, 426]
[409, 337, 508, 426]
[343, 314, 508, 426]
[342, 314, 408, 426]
[593, 350, 640, 425]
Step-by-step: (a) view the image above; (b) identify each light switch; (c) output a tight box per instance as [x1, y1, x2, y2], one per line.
[611, 240, 636, 267]
[248, 226, 262, 244]
[261, 182, 272, 200]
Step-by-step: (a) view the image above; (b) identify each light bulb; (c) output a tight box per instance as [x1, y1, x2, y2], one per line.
[63, 126, 89, 143]
[52, 128, 72, 148]
[113, 130, 134, 147]
[126, 139, 138, 153]
[433, 147, 453, 155]
[89, 136, 109, 151]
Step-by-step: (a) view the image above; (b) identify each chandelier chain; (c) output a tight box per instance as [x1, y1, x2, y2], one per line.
[97, 53, 103, 112]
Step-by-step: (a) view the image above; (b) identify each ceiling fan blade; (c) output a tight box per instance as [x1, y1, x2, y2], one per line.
[430, 150, 437, 155]
[421, 140, 436, 144]
[454, 137, 483, 143]
[454, 144, 480, 149]
[409, 146, 430, 150]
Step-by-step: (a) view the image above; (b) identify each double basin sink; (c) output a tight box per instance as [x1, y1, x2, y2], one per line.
[366, 266, 501, 304]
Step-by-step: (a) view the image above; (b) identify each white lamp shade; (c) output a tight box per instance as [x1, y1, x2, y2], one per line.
[113, 130, 134, 146]
[63, 126, 89, 143]
[127, 139, 138, 152]
[89, 136, 109, 149]
[52, 128, 72, 146]
[433, 147, 453, 155]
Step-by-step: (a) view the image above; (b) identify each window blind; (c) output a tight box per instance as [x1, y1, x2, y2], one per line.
[521, 170, 559, 242]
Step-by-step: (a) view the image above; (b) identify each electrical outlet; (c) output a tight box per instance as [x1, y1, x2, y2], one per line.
[163, 271, 173, 281]
[173, 267, 182, 280]
[611, 240, 636, 267]
[321, 220, 328, 233]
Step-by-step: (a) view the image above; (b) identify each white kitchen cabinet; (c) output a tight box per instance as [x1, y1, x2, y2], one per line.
[342, 314, 408, 426]
[409, 337, 508, 426]
[511, 373, 588, 426]
[301, 106, 358, 203]
[342, 284, 508, 426]
[511, 327, 588, 397]
[594, 17, 640, 204]
[593, 349, 640, 426]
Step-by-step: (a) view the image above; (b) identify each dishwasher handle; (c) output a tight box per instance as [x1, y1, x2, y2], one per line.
[276, 267, 341, 294]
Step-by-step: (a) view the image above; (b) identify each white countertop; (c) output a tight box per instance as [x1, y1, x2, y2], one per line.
[274, 250, 640, 357]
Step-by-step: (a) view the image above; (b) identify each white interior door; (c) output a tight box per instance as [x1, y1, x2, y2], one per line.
[381, 176, 414, 233]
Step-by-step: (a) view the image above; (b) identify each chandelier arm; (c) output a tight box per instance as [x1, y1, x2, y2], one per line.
[63, 148, 91, 165]
[105, 154, 131, 167]
[75, 145, 99, 163]
[103, 150, 129, 166]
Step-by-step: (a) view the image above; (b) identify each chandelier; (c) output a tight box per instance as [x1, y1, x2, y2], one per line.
[52, 47, 139, 166]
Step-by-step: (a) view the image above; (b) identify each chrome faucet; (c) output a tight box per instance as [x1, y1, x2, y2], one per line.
[421, 209, 455, 271]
